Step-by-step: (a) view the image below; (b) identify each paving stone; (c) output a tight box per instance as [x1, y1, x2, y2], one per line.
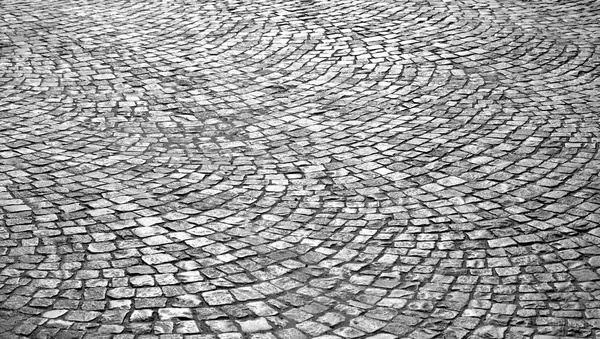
[0, 0, 599, 338]
[488, 237, 517, 248]
[202, 290, 235, 306]
[175, 320, 201, 334]
[349, 316, 387, 333]
[158, 308, 193, 320]
[142, 254, 177, 266]
[205, 319, 237, 333]
[42, 310, 68, 319]
[333, 327, 366, 338]
[246, 301, 278, 316]
[295, 320, 331, 336]
[276, 328, 309, 339]
[129, 310, 153, 322]
[171, 294, 203, 307]
[364, 335, 397, 339]
[472, 325, 508, 339]
[571, 269, 600, 281]
[237, 318, 272, 333]
[588, 256, 600, 267]
[87, 243, 117, 253]
[153, 321, 174, 334]
[231, 287, 265, 301]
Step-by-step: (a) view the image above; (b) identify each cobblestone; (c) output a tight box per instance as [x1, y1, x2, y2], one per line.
[1, 0, 600, 338]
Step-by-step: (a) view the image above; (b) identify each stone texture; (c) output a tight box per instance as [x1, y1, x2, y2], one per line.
[0, 0, 599, 338]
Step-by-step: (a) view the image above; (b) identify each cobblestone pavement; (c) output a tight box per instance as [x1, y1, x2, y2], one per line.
[1, 0, 600, 338]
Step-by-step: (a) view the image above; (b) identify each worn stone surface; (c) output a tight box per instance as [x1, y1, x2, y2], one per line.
[0, 0, 599, 338]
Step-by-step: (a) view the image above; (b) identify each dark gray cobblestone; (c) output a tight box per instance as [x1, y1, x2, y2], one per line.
[1, 0, 600, 338]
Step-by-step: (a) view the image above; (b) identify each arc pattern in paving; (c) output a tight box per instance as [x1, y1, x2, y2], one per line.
[1, 0, 600, 338]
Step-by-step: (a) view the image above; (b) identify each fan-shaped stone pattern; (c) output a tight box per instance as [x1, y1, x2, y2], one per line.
[1, 0, 599, 338]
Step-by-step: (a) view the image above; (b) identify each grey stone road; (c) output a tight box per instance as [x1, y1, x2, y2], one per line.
[1, 0, 600, 338]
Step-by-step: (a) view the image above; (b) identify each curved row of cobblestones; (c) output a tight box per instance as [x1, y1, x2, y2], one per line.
[1, 0, 600, 338]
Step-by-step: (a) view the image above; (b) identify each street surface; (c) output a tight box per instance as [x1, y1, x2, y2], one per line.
[1, 0, 600, 338]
